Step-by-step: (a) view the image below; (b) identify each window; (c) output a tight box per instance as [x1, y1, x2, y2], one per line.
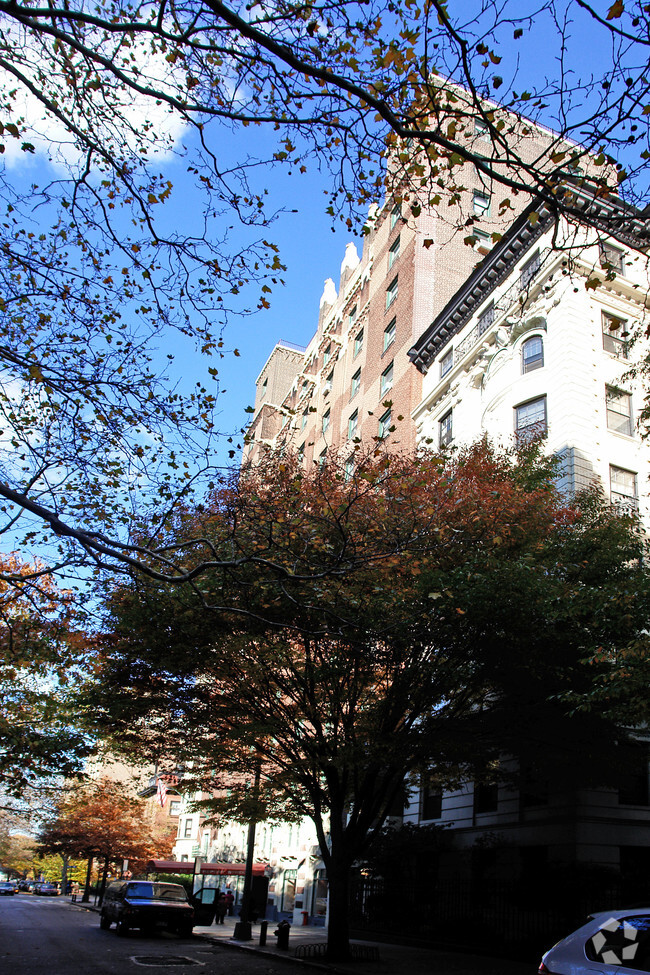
[348, 304, 357, 325]
[586, 914, 650, 969]
[261, 377, 268, 399]
[522, 335, 544, 373]
[323, 343, 331, 366]
[383, 318, 396, 352]
[600, 241, 625, 274]
[353, 329, 364, 358]
[183, 818, 193, 838]
[474, 783, 498, 815]
[390, 202, 401, 229]
[440, 349, 453, 378]
[477, 303, 494, 335]
[378, 409, 392, 439]
[520, 250, 540, 289]
[350, 368, 361, 398]
[420, 780, 442, 821]
[301, 408, 308, 430]
[474, 117, 489, 139]
[386, 276, 398, 309]
[344, 457, 355, 481]
[473, 190, 491, 216]
[380, 360, 394, 396]
[298, 442, 305, 461]
[619, 747, 649, 805]
[348, 409, 358, 440]
[610, 465, 638, 511]
[473, 228, 491, 254]
[318, 448, 327, 467]
[602, 311, 629, 358]
[439, 410, 452, 447]
[324, 370, 334, 394]
[389, 236, 400, 269]
[606, 386, 633, 436]
[515, 396, 547, 442]
[169, 800, 181, 817]
[322, 409, 330, 435]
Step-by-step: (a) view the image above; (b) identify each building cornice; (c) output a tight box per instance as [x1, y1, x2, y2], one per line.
[408, 187, 650, 374]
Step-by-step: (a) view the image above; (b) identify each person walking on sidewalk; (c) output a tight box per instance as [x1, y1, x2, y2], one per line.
[216, 893, 228, 924]
[225, 889, 234, 916]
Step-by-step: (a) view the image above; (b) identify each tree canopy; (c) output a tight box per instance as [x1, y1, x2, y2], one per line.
[38, 777, 174, 878]
[0, 0, 650, 582]
[0, 554, 92, 794]
[87, 442, 650, 959]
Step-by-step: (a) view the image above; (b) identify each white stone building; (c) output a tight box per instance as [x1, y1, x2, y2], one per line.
[406, 191, 650, 881]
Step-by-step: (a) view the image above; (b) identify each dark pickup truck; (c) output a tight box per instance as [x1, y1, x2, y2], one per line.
[100, 881, 195, 937]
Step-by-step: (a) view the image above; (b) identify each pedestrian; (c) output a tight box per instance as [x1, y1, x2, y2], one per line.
[225, 889, 234, 916]
[216, 892, 228, 924]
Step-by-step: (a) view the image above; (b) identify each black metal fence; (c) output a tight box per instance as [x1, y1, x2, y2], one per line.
[349, 876, 628, 959]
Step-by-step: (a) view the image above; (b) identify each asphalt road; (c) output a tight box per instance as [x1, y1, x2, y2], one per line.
[0, 893, 287, 975]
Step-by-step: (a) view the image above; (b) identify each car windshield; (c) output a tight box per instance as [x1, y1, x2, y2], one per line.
[126, 883, 188, 902]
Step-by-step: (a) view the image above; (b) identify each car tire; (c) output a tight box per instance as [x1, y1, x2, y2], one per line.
[178, 925, 193, 938]
[100, 913, 111, 930]
[116, 919, 129, 937]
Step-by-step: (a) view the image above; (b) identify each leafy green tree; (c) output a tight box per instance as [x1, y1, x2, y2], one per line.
[86, 443, 650, 960]
[0, 0, 649, 580]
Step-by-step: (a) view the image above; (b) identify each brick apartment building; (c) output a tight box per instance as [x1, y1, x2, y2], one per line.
[243, 111, 559, 463]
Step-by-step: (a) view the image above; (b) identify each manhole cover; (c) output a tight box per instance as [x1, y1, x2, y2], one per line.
[131, 956, 205, 968]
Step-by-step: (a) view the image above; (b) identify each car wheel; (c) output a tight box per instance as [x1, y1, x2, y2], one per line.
[116, 919, 129, 937]
[100, 913, 111, 930]
[178, 925, 193, 938]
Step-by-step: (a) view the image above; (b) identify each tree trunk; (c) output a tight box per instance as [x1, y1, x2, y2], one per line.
[99, 856, 110, 904]
[325, 862, 352, 961]
[81, 856, 93, 902]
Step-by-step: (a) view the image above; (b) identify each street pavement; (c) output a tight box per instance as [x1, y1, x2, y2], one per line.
[74, 898, 537, 975]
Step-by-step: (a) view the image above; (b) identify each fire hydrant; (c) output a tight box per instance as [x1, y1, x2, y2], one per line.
[274, 919, 291, 950]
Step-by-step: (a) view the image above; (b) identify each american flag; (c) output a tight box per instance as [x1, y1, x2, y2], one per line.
[156, 777, 168, 807]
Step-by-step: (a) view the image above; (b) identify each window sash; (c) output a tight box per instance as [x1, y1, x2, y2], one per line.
[610, 465, 638, 509]
[322, 411, 330, 434]
[522, 335, 544, 373]
[386, 277, 398, 309]
[439, 410, 452, 447]
[606, 387, 633, 436]
[351, 369, 361, 398]
[380, 362, 393, 395]
[389, 236, 400, 268]
[353, 329, 364, 358]
[440, 350, 453, 378]
[602, 312, 629, 358]
[515, 397, 547, 440]
[384, 319, 396, 351]
[348, 410, 358, 439]
[473, 191, 491, 216]
[378, 410, 392, 439]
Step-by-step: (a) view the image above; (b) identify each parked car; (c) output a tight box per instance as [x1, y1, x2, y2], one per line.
[34, 883, 60, 896]
[0, 881, 16, 896]
[539, 908, 650, 975]
[99, 881, 194, 937]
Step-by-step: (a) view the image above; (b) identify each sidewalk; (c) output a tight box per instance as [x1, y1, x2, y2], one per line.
[192, 914, 536, 975]
[74, 900, 535, 975]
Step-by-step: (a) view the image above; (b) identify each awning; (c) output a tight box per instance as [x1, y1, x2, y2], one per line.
[200, 862, 268, 876]
[146, 860, 269, 877]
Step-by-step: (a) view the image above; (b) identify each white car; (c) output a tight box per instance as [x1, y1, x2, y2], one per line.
[540, 909, 650, 975]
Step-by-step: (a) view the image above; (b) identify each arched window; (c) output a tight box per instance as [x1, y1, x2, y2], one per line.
[522, 335, 544, 373]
